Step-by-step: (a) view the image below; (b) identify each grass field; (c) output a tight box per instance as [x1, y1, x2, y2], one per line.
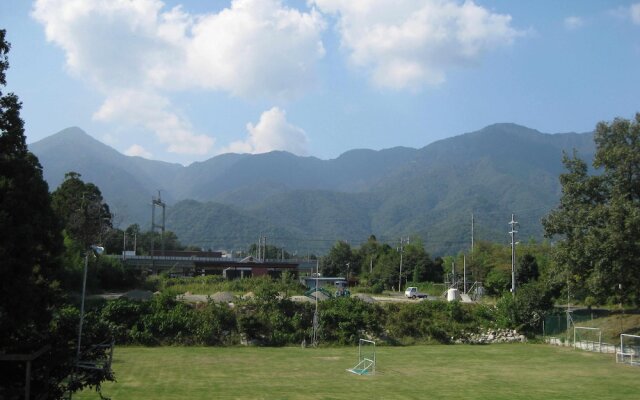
[76, 344, 640, 400]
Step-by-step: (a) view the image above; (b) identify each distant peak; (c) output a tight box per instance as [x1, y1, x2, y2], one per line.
[481, 122, 540, 132]
[55, 126, 89, 136]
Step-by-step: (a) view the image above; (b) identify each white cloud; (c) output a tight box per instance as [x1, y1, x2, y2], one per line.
[32, 0, 326, 95]
[221, 107, 309, 155]
[32, 0, 326, 155]
[563, 16, 584, 30]
[632, 3, 640, 25]
[93, 90, 215, 155]
[125, 144, 153, 159]
[312, 0, 522, 90]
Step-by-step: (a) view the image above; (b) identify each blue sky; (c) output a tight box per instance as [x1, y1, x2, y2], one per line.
[1, 0, 639, 165]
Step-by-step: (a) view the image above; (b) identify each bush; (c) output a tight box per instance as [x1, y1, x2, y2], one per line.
[195, 302, 238, 345]
[495, 282, 553, 334]
[319, 297, 382, 345]
[383, 301, 491, 344]
[484, 268, 510, 296]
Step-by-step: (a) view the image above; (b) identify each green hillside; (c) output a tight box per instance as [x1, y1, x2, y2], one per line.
[30, 123, 595, 255]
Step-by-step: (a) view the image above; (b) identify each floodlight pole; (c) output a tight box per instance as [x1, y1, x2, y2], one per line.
[76, 245, 104, 364]
[509, 214, 518, 296]
[398, 236, 409, 292]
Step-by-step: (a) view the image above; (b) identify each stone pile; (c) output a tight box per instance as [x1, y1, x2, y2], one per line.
[455, 328, 527, 344]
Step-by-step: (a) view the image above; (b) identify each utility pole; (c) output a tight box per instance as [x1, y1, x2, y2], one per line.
[451, 261, 455, 288]
[509, 213, 518, 296]
[471, 213, 474, 255]
[398, 236, 409, 292]
[150, 190, 166, 273]
[257, 235, 267, 262]
[312, 259, 319, 347]
[463, 255, 467, 294]
[263, 235, 267, 261]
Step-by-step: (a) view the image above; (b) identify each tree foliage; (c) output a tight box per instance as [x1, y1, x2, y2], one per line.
[0, 28, 62, 346]
[0, 30, 112, 399]
[543, 113, 640, 304]
[321, 240, 359, 277]
[0, 29, 67, 398]
[318, 236, 443, 292]
[517, 253, 539, 286]
[51, 171, 112, 249]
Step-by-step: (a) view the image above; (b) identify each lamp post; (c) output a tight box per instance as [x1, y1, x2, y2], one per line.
[76, 245, 104, 364]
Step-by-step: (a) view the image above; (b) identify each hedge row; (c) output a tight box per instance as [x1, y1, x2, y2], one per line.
[81, 293, 507, 347]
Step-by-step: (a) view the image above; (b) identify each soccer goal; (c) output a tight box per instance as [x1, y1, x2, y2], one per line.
[573, 326, 602, 352]
[617, 334, 640, 366]
[347, 339, 376, 376]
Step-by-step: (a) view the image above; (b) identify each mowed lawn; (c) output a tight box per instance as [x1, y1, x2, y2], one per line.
[78, 344, 638, 400]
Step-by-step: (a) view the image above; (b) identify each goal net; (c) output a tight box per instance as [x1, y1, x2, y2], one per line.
[617, 334, 640, 366]
[347, 339, 376, 375]
[573, 327, 602, 352]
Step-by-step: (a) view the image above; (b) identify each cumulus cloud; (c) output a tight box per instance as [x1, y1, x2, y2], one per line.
[125, 144, 153, 159]
[632, 3, 640, 25]
[93, 90, 214, 155]
[312, 0, 522, 90]
[32, 0, 326, 155]
[222, 107, 309, 155]
[563, 16, 584, 30]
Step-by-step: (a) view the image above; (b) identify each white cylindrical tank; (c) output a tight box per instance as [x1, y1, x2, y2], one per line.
[447, 288, 459, 302]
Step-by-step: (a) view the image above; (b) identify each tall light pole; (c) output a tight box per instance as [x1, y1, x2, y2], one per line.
[398, 237, 409, 292]
[76, 245, 104, 364]
[509, 214, 518, 296]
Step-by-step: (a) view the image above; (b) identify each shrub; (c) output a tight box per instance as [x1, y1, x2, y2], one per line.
[494, 282, 553, 334]
[484, 268, 510, 296]
[319, 297, 382, 345]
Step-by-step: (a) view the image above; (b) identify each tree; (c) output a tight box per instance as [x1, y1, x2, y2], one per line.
[543, 113, 640, 304]
[0, 30, 112, 399]
[321, 241, 359, 277]
[51, 171, 112, 249]
[403, 238, 442, 283]
[0, 29, 67, 398]
[516, 253, 539, 286]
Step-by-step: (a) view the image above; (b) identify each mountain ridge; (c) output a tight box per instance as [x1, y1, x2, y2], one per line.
[29, 123, 595, 255]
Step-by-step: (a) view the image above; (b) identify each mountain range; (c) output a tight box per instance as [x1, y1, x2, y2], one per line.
[29, 124, 595, 256]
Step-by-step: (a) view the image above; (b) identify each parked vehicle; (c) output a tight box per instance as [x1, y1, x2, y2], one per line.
[404, 287, 427, 299]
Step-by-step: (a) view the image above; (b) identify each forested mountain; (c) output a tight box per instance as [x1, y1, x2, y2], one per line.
[30, 124, 595, 255]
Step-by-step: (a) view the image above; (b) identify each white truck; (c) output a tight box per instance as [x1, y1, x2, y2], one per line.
[404, 287, 427, 299]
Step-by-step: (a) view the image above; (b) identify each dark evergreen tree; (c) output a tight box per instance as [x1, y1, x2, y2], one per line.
[516, 253, 539, 286]
[0, 30, 112, 399]
[0, 28, 63, 397]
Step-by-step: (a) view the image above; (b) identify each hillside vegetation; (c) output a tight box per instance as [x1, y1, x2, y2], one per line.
[31, 124, 594, 255]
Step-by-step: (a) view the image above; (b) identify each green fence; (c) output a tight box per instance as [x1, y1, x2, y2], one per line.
[543, 309, 610, 337]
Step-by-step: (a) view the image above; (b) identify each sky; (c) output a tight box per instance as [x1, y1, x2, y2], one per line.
[0, 0, 639, 166]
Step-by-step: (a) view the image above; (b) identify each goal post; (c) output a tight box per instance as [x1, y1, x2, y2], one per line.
[347, 339, 376, 375]
[573, 326, 602, 352]
[617, 334, 640, 365]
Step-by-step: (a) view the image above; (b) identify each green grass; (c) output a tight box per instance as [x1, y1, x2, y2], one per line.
[78, 344, 640, 400]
